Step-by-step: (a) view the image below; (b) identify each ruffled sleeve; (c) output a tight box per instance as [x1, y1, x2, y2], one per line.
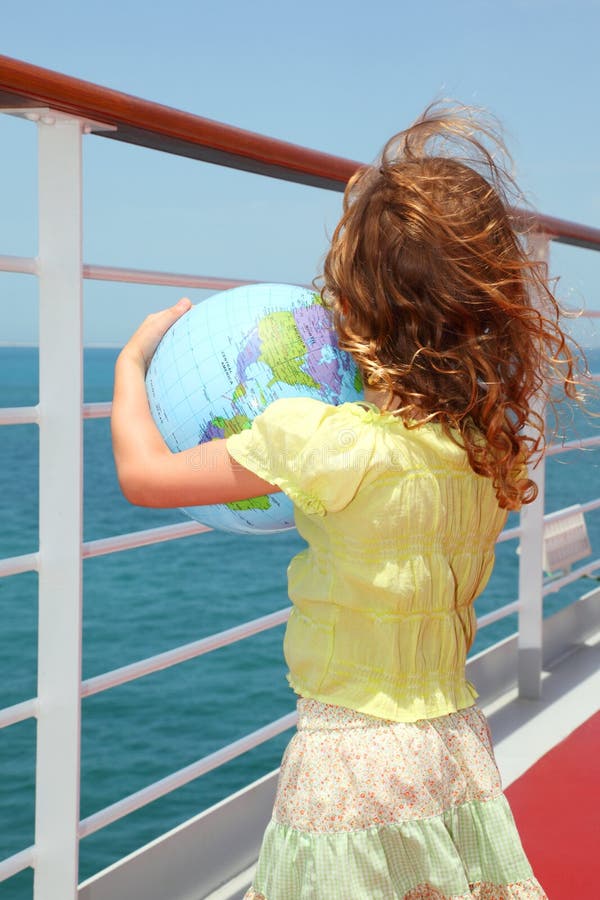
[225, 398, 375, 517]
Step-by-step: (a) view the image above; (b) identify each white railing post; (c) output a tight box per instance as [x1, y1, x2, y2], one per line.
[34, 112, 85, 900]
[517, 233, 550, 700]
[517, 450, 546, 699]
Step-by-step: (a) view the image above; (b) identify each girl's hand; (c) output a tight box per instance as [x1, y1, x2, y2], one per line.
[121, 297, 192, 371]
[111, 294, 280, 510]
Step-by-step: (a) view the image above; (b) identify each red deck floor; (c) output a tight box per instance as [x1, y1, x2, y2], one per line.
[504, 709, 600, 899]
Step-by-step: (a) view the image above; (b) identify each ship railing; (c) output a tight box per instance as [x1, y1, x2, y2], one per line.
[1, 53, 600, 898]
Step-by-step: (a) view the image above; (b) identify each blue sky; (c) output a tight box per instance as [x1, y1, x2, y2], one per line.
[1, 0, 599, 346]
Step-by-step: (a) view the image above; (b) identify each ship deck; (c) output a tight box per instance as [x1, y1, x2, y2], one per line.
[490, 630, 599, 899]
[489, 623, 599, 788]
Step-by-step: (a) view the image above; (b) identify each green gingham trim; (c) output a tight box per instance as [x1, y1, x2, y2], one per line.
[245, 879, 546, 899]
[250, 795, 539, 900]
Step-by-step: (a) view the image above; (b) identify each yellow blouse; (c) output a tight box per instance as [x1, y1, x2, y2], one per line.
[226, 398, 508, 722]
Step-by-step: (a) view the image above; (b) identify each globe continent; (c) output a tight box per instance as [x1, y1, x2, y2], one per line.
[145, 283, 363, 533]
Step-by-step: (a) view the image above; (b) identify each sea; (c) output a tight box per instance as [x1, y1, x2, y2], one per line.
[2, 346, 600, 899]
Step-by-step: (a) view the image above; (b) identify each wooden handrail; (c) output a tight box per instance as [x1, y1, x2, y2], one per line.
[1, 54, 599, 249]
[0, 54, 358, 190]
[511, 209, 600, 252]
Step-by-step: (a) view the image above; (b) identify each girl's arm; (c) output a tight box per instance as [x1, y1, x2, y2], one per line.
[111, 298, 281, 508]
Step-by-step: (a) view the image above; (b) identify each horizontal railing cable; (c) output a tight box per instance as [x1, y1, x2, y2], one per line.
[81, 606, 291, 698]
[496, 525, 521, 544]
[0, 846, 35, 884]
[0, 405, 39, 425]
[0, 524, 209, 580]
[83, 263, 261, 291]
[0, 253, 37, 275]
[546, 434, 600, 456]
[0, 551, 39, 578]
[0, 403, 113, 425]
[0, 608, 292, 740]
[543, 556, 600, 595]
[543, 497, 600, 525]
[0, 253, 288, 292]
[0, 698, 37, 730]
[0, 403, 112, 425]
[82, 520, 211, 559]
[84, 401, 111, 419]
[476, 600, 521, 629]
[78, 710, 298, 838]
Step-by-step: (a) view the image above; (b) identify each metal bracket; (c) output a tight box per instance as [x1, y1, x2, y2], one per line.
[0, 106, 116, 134]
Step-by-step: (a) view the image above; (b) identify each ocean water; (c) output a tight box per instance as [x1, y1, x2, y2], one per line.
[2, 346, 600, 899]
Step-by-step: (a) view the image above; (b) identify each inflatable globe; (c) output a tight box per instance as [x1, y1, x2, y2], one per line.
[146, 283, 363, 534]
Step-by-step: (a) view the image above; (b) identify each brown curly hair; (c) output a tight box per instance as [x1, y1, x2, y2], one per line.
[320, 102, 586, 510]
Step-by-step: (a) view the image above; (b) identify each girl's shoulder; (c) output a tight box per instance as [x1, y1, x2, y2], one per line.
[256, 398, 462, 469]
[257, 396, 374, 428]
[260, 397, 454, 443]
[226, 398, 381, 517]
[256, 397, 422, 447]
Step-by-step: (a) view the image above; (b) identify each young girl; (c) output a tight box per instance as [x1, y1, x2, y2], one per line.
[112, 103, 580, 898]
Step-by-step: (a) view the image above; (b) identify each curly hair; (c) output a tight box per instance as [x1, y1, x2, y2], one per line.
[320, 102, 586, 510]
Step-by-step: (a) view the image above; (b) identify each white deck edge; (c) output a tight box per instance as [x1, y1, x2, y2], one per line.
[78, 588, 600, 900]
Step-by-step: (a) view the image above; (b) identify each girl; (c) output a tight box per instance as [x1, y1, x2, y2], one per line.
[112, 103, 580, 898]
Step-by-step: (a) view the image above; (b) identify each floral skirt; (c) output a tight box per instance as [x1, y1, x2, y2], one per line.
[244, 698, 548, 899]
